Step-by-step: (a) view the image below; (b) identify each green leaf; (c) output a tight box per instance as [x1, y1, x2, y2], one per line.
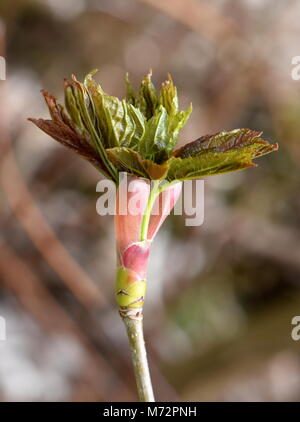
[64, 82, 88, 138]
[125, 73, 136, 105]
[65, 75, 118, 182]
[167, 129, 278, 180]
[159, 74, 178, 115]
[139, 105, 169, 160]
[107, 147, 169, 179]
[31, 72, 278, 185]
[84, 72, 147, 152]
[166, 103, 192, 153]
[84, 73, 123, 148]
[167, 152, 252, 180]
[159, 74, 192, 153]
[173, 129, 272, 158]
[126, 104, 146, 149]
[107, 147, 148, 177]
[136, 71, 158, 120]
[29, 90, 113, 180]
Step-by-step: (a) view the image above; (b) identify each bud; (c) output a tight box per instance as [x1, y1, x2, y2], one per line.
[114, 175, 181, 320]
[115, 174, 150, 256]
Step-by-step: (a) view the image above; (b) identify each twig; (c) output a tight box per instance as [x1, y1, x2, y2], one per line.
[0, 243, 134, 401]
[124, 317, 154, 402]
[0, 149, 104, 308]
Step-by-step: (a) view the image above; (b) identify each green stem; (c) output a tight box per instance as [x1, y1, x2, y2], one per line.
[140, 179, 160, 241]
[157, 179, 180, 194]
[123, 317, 155, 402]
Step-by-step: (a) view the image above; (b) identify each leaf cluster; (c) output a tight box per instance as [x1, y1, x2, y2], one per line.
[29, 71, 278, 184]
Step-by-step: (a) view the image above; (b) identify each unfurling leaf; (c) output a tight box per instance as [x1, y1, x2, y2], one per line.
[64, 75, 118, 181]
[165, 103, 192, 153]
[85, 71, 147, 151]
[84, 72, 126, 148]
[136, 71, 158, 120]
[107, 147, 168, 180]
[125, 73, 137, 105]
[158, 74, 193, 154]
[167, 129, 278, 181]
[107, 147, 148, 178]
[29, 91, 113, 179]
[139, 105, 169, 160]
[159, 74, 178, 116]
[173, 129, 274, 158]
[125, 105, 146, 149]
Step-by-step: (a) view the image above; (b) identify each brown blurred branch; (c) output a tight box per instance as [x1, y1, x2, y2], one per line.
[0, 149, 104, 308]
[0, 242, 134, 401]
[0, 20, 104, 308]
[198, 210, 300, 273]
[230, 212, 300, 272]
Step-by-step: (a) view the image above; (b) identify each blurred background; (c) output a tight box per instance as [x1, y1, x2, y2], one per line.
[0, 0, 300, 402]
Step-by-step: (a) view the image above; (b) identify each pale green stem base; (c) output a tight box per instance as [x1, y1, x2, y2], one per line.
[123, 317, 155, 402]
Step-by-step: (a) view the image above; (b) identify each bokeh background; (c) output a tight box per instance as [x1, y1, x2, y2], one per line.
[0, 0, 300, 402]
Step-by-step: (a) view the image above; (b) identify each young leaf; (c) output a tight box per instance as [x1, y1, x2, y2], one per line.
[159, 74, 192, 153]
[66, 75, 118, 181]
[29, 91, 112, 179]
[126, 104, 146, 150]
[85, 72, 147, 152]
[64, 81, 87, 137]
[136, 71, 158, 120]
[166, 103, 192, 153]
[139, 105, 169, 160]
[125, 73, 136, 106]
[84, 73, 124, 148]
[141, 158, 169, 180]
[173, 129, 273, 158]
[107, 147, 148, 178]
[168, 129, 278, 180]
[107, 147, 169, 180]
[159, 74, 178, 116]
[30, 73, 278, 185]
